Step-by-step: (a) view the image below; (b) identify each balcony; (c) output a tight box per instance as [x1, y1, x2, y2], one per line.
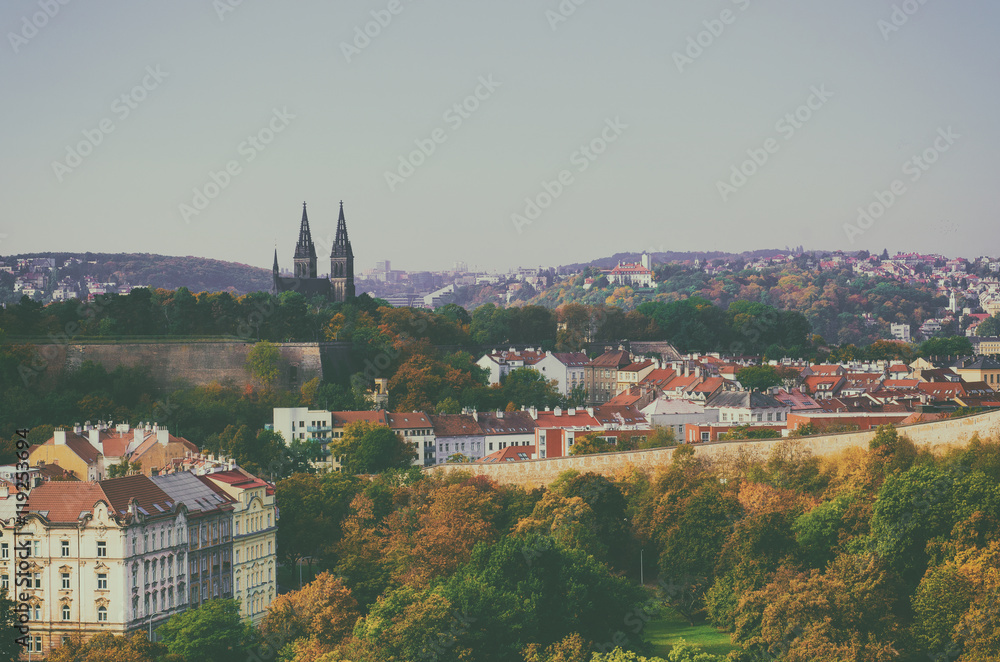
[306, 425, 332, 432]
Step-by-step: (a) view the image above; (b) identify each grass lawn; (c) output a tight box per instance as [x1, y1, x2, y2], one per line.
[643, 605, 737, 658]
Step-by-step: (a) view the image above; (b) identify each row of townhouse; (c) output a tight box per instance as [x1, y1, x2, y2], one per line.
[26, 423, 201, 482]
[273, 403, 653, 469]
[0, 467, 276, 657]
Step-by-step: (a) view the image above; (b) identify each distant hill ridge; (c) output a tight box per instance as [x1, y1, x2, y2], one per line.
[5, 252, 271, 295]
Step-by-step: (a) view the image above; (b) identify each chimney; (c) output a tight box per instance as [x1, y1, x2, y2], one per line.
[694, 366, 701, 378]
[87, 429, 101, 452]
[586, 407, 594, 416]
[157, 429, 169, 446]
[54, 429, 67, 445]
[529, 407, 538, 420]
[554, 407, 562, 417]
[568, 408, 576, 416]
[73, 423, 82, 434]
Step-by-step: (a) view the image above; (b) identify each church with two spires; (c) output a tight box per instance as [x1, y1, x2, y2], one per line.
[272, 202, 355, 302]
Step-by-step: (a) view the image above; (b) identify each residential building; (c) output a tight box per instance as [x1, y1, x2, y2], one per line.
[202, 471, 277, 625]
[706, 391, 791, 424]
[150, 473, 236, 610]
[951, 356, 1000, 390]
[584, 349, 633, 405]
[28, 428, 106, 481]
[616, 360, 657, 395]
[430, 414, 485, 463]
[641, 398, 718, 440]
[476, 348, 546, 385]
[386, 412, 436, 466]
[533, 352, 590, 396]
[10, 476, 189, 656]
[474, 411, 536, 456]
[606, 261, 654, 288]
[891, 323, 912, 343]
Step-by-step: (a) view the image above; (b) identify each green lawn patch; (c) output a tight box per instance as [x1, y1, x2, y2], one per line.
[644, 605, 737, 658]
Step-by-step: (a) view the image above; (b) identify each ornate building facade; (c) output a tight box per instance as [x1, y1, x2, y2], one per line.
[273, 202, 355, 302]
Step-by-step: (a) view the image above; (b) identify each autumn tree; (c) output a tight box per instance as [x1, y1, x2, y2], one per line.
[259, 572, 360, 654]
[44, 632, 172, 662]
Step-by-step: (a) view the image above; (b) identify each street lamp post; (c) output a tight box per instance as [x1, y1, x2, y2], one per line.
[298, 556, 313, 589]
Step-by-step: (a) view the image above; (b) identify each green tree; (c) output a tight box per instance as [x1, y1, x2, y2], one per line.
[157, 599, 256, 662]
[976, 315, 1000, 337]
[245, 340, 283, 386]
[331, 421, 417, 474]
[0, 588, 22, 662]
[735, 365, 783, 392]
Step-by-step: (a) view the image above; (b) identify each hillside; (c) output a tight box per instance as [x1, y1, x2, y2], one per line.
[4, 252, 271, 294]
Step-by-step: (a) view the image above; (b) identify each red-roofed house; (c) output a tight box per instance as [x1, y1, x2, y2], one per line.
[10, 475, 193, 655]
[606, 261, 654, 288]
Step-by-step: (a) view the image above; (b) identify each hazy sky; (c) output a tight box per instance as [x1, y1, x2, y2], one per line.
[2, 1, 998, 273]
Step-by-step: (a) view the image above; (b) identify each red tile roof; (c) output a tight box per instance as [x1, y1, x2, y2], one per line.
[593, 405, 648, 426]
[26, 482, 108, 523]
[475, 411, 537, 435]
[430, 414, 482, 437]
[99, 474, 174, 518]
[386, 412, 432, 429]
[476, 445, 537, 463]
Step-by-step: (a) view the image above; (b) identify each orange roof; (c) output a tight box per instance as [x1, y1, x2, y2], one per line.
[386, 412, 432, 429]
[27, 482, 108, 523]
[534, 410, 600, 428]
[476, 445, 536, 463]
[640, 369, 676, 388]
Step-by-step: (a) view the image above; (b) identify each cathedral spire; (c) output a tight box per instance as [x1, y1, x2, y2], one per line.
[272, 248, 279, 274]
[332, 200, 353, 259]
[294, 202, 317, 260]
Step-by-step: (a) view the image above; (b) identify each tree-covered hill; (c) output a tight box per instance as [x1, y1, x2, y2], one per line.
[6, 252, 271, 294]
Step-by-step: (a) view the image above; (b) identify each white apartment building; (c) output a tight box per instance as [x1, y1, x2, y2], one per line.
[6, 476, 190, 657]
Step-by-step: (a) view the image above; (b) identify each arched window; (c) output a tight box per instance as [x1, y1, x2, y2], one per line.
[98, 606, 108, 622]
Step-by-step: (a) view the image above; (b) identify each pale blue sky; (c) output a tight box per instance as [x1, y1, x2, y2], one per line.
[2, 1, 997, 272]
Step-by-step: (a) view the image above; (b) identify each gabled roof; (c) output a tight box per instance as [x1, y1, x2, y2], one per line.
[26, 482, 108, 523]
[640, 369, 676, 388]
[386, 412, 432, 429]
[475, 411, 537, 435]
[429, 414, 482, 438]
[707, 391, 786, 409]
[476, 445, 536, 463]
[150, 472, 234, 514]
[549, 352, 590, 367]
[621, 360, 654, 372]
[588, 350, 632, 368]
[99, 474, 174, 518]
[37, 432, 103, 465]
[204, 470, 270, 491]
[641, 398, 706, 415]
[691, 377, 725, 394]
[534, 410, 601, 429]
[593, 404, 648, 426]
